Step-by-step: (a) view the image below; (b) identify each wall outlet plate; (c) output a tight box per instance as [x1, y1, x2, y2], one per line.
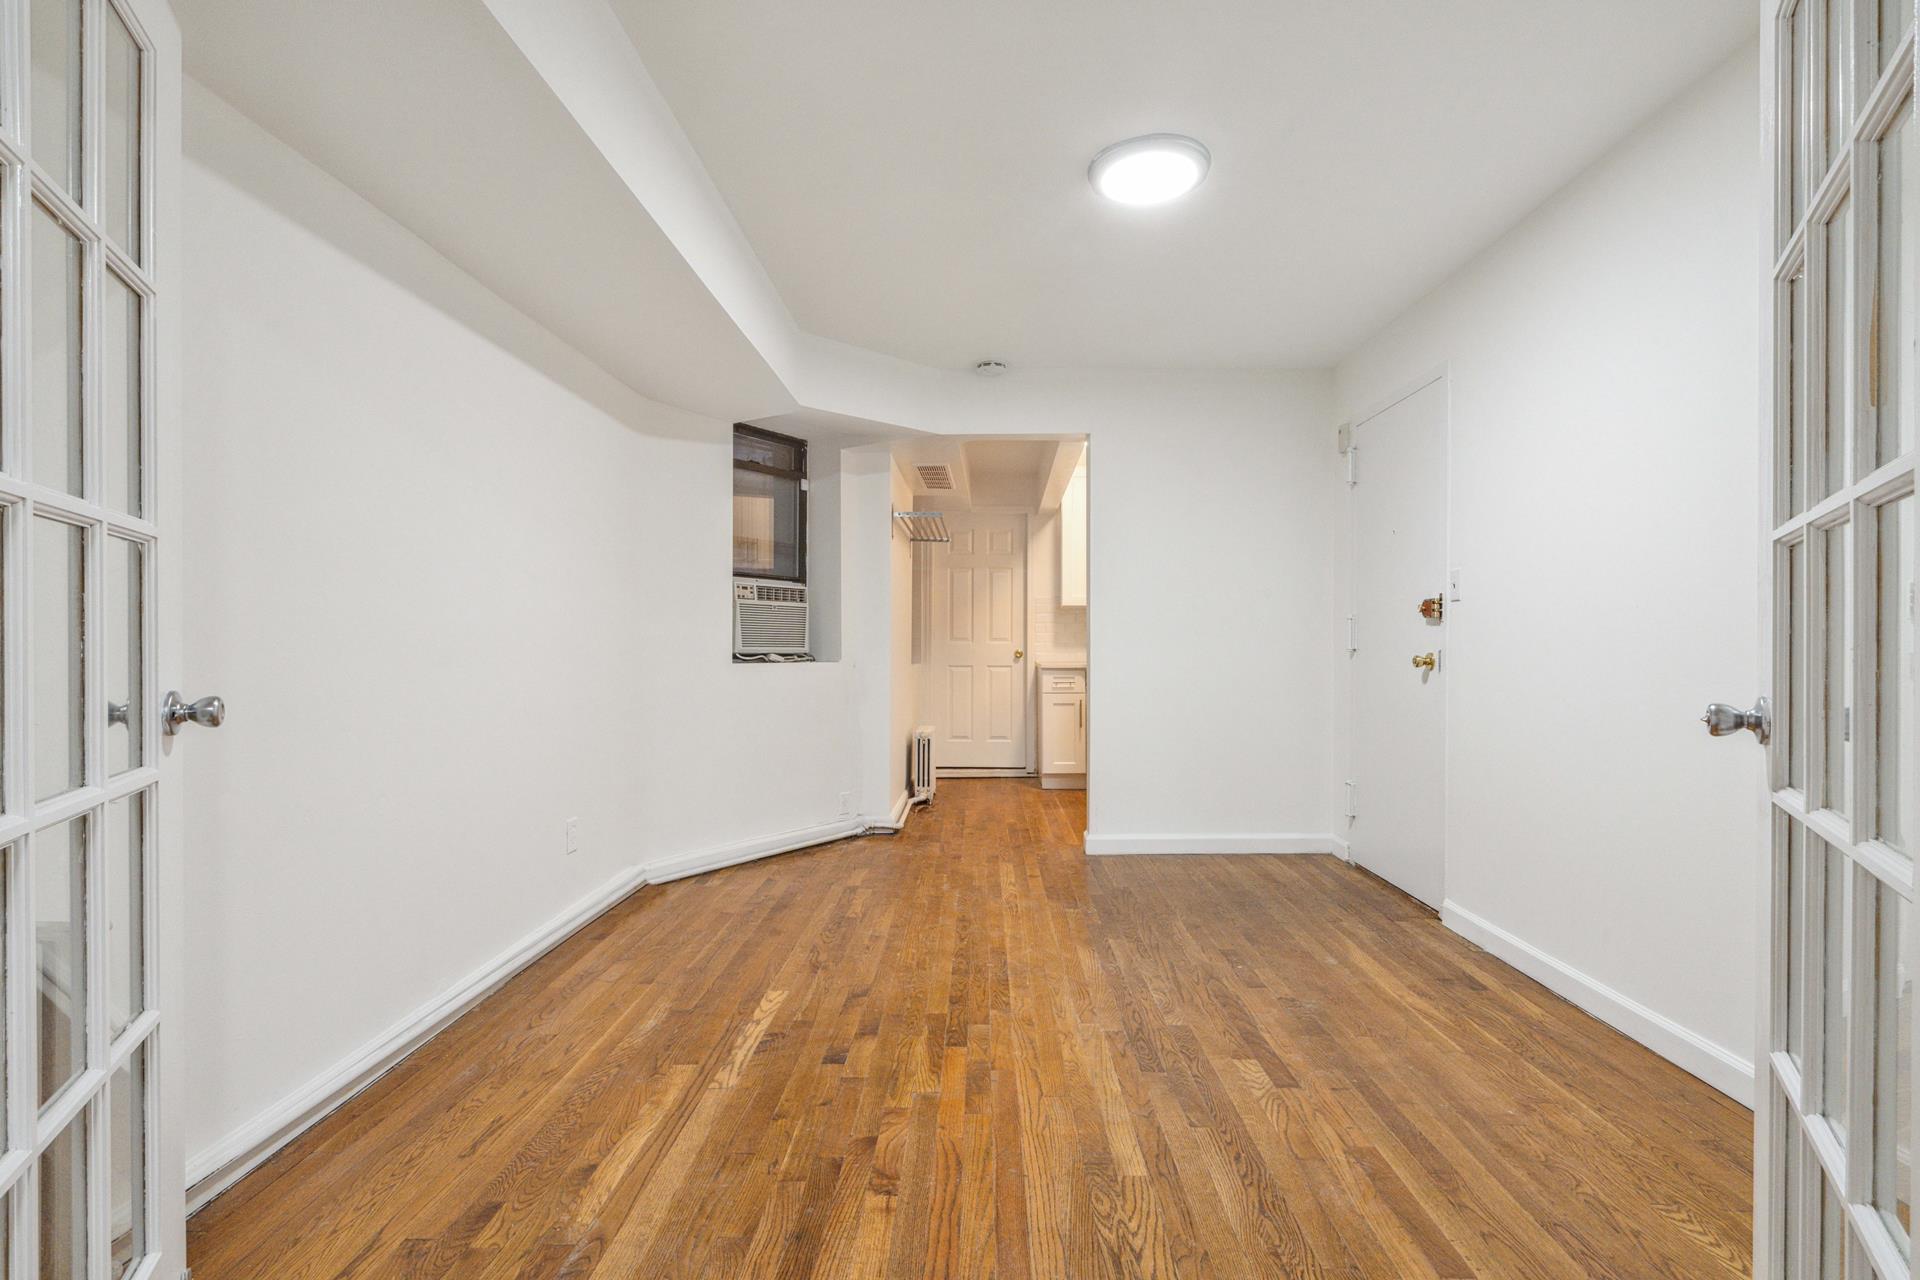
[565, 818, 580, 855]
[838, 791, 853, 817]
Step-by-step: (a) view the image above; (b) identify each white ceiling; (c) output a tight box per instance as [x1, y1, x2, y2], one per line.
[177, 0, 793, 421]
[891, 436, 1080, 510]
[963, 440, 1055, 508]
[613, 0, 1755, 371]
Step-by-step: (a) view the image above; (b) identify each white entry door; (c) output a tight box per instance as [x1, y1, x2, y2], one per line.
[0, 0, 186, 1274]
[1348, 377, 1448, 908]
[1759, 2, 1919, 1276]
[931, 512, 1027, 769]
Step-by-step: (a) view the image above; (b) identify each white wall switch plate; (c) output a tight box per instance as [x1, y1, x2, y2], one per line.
[838, 791, 853, 816]
[565, 817, 580, 855]
[1448, 568, 1462, 602]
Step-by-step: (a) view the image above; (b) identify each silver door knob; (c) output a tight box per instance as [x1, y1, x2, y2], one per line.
[163, 691, 225, 735]
[1702, 696, 1770, 744]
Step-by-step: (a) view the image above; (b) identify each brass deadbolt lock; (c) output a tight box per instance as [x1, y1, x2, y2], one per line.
[1411, 652, 1438, 672]
[1418, 595, 1445, 621]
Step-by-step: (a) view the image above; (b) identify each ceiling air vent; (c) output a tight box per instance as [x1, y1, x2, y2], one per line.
[915, 465, 955, 491]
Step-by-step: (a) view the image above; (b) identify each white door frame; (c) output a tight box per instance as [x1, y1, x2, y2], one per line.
[1759, 2, 1919, 1276]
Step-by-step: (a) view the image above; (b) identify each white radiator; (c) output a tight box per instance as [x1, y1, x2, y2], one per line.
[912, 726, 936, 803]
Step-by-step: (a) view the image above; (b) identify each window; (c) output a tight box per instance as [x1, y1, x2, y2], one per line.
[733, 425, 807, 582]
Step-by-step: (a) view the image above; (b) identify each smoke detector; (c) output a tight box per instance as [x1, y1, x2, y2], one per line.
[973, 360, 1009, 378]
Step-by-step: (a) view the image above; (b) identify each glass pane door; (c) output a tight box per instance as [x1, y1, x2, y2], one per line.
[1767, 2, 1920, 1277]
[0, 0, 161, 1273]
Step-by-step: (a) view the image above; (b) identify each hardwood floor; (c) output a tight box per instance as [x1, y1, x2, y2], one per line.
[187, 779, 1752, 1278]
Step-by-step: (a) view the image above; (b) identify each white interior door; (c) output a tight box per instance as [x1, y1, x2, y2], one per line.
[1761, 2, 1919, 1276]
[1348, 377, 1448, 908]
[930, 512, 1027, 770]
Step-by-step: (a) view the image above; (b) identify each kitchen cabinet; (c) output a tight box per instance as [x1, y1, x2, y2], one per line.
[1059, 465, 1087, 607]
[1038, 667, 1086, 788]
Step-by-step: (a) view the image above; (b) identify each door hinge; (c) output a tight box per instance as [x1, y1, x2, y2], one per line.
[1345, 445, 1358, 487]
[1346, 615, 1357, 655]
[1344, 779, 1357, 822]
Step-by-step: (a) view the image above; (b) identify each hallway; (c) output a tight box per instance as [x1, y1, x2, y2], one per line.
[187, 780, 1751, 1278]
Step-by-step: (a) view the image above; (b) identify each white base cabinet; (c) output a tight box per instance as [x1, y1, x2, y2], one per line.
[1038, 668, 1087, 789]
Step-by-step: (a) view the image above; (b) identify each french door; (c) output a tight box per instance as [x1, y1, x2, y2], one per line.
[0, 0, 182, 1274]
[1765, 0, 1920, 1275]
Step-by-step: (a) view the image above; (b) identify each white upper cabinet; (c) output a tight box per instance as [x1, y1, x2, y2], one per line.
[1060, 465, 1088, 606]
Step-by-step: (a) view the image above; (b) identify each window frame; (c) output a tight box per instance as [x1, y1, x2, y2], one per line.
[731, 423, 808, 585]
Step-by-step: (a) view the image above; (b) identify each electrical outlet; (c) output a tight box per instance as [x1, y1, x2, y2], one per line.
[838, 791, 853, 817]
[565, 817, 580, 855]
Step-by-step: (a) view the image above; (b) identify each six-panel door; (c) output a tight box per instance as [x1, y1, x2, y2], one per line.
[931, 513, 1029, 770]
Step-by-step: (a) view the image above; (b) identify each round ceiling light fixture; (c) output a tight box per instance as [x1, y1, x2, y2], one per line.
[1088, 133, 1211, 207]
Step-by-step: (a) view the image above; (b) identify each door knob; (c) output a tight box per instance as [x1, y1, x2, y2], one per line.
[1014, 649, 1024, 660]
[1411, 652, 1438, 671]
[1702, 696, 1770, 745]
[163, 691, 226, 735]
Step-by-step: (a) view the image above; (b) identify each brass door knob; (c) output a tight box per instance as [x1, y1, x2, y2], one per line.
[1411, 652, 1438, 671]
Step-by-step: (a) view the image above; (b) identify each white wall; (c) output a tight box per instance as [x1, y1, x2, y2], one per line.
[1334, 45, 1763, 1097]
[182, 80, 864, 1184]
[1084, 377, 1341, 851]
[927, 372, 1343, 852]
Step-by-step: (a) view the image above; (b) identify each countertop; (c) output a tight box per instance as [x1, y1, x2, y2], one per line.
[1034, 655, 1088, 670]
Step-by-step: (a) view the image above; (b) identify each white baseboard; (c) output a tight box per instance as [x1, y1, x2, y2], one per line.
[1083, 833, 1340, 856]
[186, 816, 871, 1216]
[641, 818, 864, 883]
[186, 862, 652, 1213]
[1440, 900, 1755, 1106]
[887, 790, 912, 827]
[1329, 834, 1352, 861]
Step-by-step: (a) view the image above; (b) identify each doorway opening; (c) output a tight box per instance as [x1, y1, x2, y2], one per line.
[892, 437, 1089, 806]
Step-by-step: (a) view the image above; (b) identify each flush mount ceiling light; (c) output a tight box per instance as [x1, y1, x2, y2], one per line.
[1088, 133, 1211, 206]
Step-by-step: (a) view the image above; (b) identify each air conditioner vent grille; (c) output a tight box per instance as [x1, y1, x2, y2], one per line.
[736, 602, 808, 651]
[915, 464, 955, 491]
[733, 577, 809, 655]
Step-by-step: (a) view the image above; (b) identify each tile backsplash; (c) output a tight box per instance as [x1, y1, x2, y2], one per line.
[1031, 595, 1087, 658]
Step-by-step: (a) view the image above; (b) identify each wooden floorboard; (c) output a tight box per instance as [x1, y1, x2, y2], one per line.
[187, 779, 1752, 1279]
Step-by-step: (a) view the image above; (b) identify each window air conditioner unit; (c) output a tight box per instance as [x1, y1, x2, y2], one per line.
[734, 579, 809, 655]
